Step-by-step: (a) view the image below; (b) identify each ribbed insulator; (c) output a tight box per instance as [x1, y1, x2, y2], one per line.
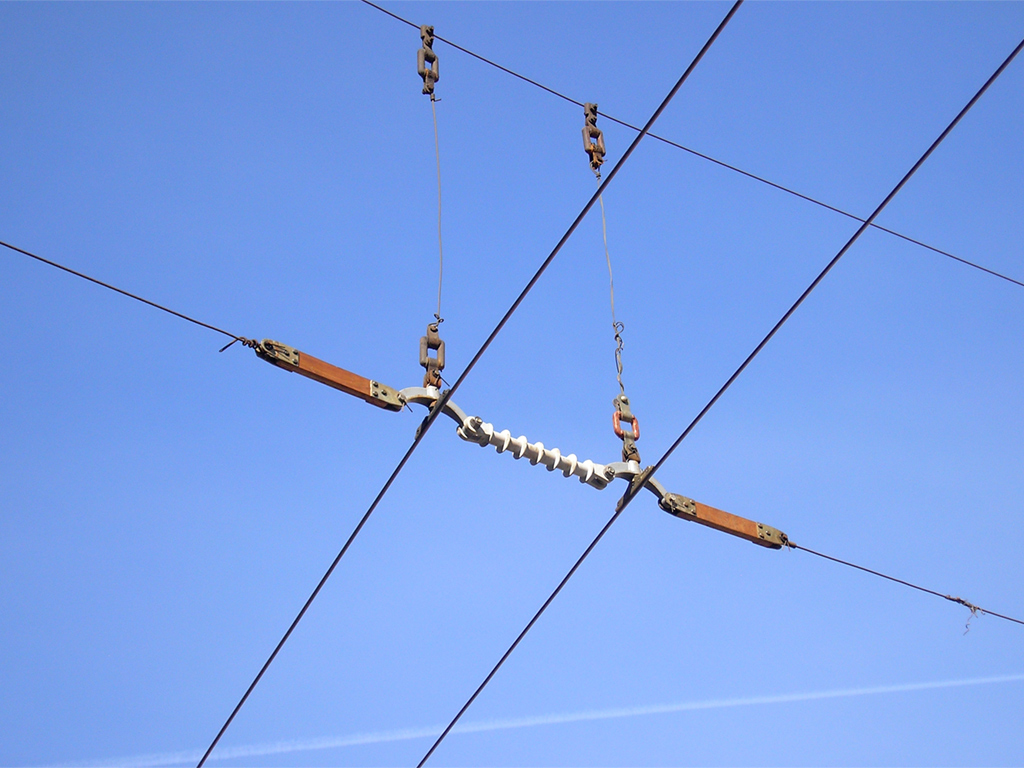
[457, 416, 612, 490]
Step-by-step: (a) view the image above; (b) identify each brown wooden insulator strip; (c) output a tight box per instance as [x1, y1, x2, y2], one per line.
[690, 501, 765, 545]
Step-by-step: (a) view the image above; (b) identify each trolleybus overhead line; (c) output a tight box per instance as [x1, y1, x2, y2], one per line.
[196, 4, 746, 764]
[3, 7, 1021, 767]
[360, 0, 1024, 293]
[413, 27, 1024, 768]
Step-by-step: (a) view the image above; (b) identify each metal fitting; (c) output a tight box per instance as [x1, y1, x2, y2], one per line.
[419, 322, 445, 388]
[583, 102, 606, 177]
[418, 25, 439, 96]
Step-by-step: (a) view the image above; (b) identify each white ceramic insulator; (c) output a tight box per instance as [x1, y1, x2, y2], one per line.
[457, 417, 611, 490]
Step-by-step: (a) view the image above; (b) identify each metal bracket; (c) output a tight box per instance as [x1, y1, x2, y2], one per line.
[256, 339, 300, 369]
[756, 523, 789, 548]
[369, 380, 403, 411]
[398, 386, 468, 428]
[615, 464, 657, 511]
[659, 492, 698, 518]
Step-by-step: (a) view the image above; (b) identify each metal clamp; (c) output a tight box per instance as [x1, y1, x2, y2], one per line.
[583, 102, 605, 178]
[417, 25, 439, 97]
[255, 339, 300, 369]
[659, 492, 698, 518]
[419, 322, 445, 388]
[756, 523, 789, 548]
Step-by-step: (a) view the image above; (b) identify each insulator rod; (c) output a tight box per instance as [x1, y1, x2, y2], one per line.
[457, 416, 613, 490]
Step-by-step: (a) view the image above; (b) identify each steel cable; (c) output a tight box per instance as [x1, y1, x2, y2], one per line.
[598, 192, 625, 394]
[789, 542, 1024, 628]
[416, 31, 1024, 767]
[359, 0, 1024, 293]
[0, 239, 253, 346]
[195, 435, 429, 767]
[431, 94, 445, 324]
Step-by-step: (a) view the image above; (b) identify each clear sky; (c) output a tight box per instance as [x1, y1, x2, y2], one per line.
[2, 2, 1023, 766]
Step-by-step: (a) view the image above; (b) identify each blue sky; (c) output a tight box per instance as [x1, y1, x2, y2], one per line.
[2, 2, 1023, 766]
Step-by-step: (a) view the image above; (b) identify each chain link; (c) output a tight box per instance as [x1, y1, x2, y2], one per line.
[417, 25, 439, 97]
[582, 102, 605, 179]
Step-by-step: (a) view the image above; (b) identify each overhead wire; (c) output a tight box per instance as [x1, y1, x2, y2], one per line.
[197, 0, 729, 760]
[633, 32, 1024, 494]
[415, 2, 746, 763]
[431, 87, 445, 324]
[417, 30, 1024, 767]
[788, 542, 1024, 628]
[359, 0, 1024, 293]
[0, 239, 253, 348]
[5, 6, 1015, 759]
[196, 435, 428, 767]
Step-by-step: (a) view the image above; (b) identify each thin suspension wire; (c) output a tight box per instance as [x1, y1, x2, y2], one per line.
[198, 0, 717, 759]
[431, 95, 445, 324]
[416, 32, 1024, 767]
[359, 0, 1024, 293]
[788, 542, 1024, 628]
[415, 4, 746, 764]
[417, 500, 628, 768]
[598, 191, 625, 394]
[0, 239, 251, 346]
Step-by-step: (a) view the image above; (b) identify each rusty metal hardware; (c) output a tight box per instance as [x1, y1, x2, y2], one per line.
[659, 492, 698, 518]
[256, 339, 300, 368]
[756, 523, 788, 548]
[613, 394, 640, 463]
[583, 102, 605, 178]
[418, 25, 439, 97]
[612, 411, 640, 441]
[419, 322, 445, 388]
[254, 339, 403, 411]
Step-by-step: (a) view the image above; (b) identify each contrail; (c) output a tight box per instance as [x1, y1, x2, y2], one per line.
[68, 672, 1024, 767]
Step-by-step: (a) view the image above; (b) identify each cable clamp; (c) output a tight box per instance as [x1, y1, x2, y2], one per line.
[659, 492, 697, 518]
[255, 339, 300, 369]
